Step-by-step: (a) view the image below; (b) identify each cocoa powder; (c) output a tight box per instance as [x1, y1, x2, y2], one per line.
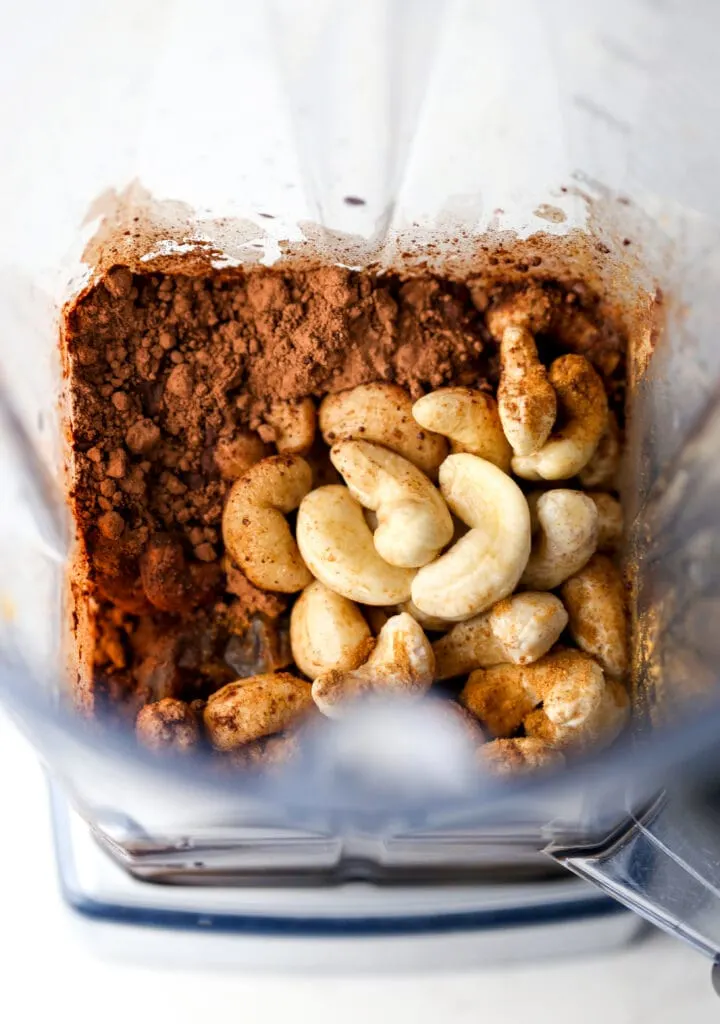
[64, 264, 625, 717]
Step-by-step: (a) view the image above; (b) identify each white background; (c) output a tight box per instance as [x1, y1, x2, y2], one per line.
[1, 709, 718, 1024]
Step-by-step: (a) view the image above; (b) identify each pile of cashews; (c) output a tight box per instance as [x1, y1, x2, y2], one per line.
[137, 291, 630, 775]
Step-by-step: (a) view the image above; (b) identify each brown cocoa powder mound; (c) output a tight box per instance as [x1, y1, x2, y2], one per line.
[64, 264, 624, 716]
[65, 267, 489, 670]
[66, 266, 488, 537]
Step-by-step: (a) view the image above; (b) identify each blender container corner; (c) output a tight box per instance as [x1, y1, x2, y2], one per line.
[2, 0, 720, 959]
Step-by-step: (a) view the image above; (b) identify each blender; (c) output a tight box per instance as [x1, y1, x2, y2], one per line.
[2, 0, 720, 970]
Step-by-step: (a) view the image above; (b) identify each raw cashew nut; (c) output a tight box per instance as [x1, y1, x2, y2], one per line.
[433, 592, 567, 680]
[330, 440, 453, 568]
[222, 455, 313, 593]
[264, 398, 317, 456]
[561, 554, 628, 678]
[460, 649, 605, 740]
[488, 592, 570, 665]
[588, 492, 623, 552]
[319, 383, 448, 478]
[400, 600, 454, 632]
[412, 388, 512, 472]
[460, 663, 538, 737]
[296, 485, 415, 605]
[136, 699, 199, 753]
[312, 613, 434, 717]
[214, 430, 270, 481]
[290, 580, 373, 679]
[497, 326, 557, 456]
[432, 701, 487, 746]
[550, 302, 604, 357]
[431, 615, 502, 681]
[525, 677, 629, 753]
[479, 738, 565, 776]
[412, 455, 531, 622]
[520, 489, 598, 590]
[486, 284, 554, 339]
[578, 411, 621, 489]
[222, 732, 301, 772]
[594, 679, 631, 745]
[513, 354, 608, 480]
[204, 673, 313, 750]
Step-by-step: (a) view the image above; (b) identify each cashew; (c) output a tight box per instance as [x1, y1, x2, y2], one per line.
[460, 649, 605, 739]
[549, 301, 604, 357]
[524, 678, 629, 753]
[222, 732, 301, 772]
[412, 454, 531, 621]
[497, 326, 557, 456]
[512, 354, 608, 480]
[312, 613, 434, 717]
[486, 284, 554, 339]
[319, 383, 448, 478]
[400, 600, 454, 632]
[520, 489, 598, 590]
[479, 738, 566, 776]
[214, 430, 270, 480]
[578, 411, 621, 489]
[561, 554, 628, 678]
[135, 699, 199, 753]
[290, 580, 373, 679]
[204, 672, 313, 750]
[330, 440, 453, 568]
[264, 398, 317, 456]
[222, 455, 313, 593]
[140, 533, 217, 613]
[296, 485, 415, 605]
[539, 651, 606, 732]
[218, 708, 322, 773]
[460, 663, 538, 737]
[431, 701, 487, 746]
[488, 592, 569, 665]
[433, 592, 568, 680]
[587, 492, 623, 552]
[432, 614, 501, 680]
[412, 388, 512, 472]
[595, 679, 631, 743]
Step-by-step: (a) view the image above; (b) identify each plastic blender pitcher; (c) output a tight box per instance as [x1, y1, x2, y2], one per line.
[2, 0, 720, 964]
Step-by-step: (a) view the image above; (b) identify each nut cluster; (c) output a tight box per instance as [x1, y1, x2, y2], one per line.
[135, 286, 629, 777]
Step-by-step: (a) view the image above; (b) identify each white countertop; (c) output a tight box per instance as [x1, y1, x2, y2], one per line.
[0, 711, 718, 1024]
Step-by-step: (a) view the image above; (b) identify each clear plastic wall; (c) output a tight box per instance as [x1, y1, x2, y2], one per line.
[2, 0, 720, 951]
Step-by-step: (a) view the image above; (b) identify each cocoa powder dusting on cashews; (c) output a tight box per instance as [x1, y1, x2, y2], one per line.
[64, 264, 629, 771]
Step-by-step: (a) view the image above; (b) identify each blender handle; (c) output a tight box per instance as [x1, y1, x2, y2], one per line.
[551, 788, 720, 962]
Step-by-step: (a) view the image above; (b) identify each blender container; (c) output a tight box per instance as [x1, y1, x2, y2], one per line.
[2, 0, 720, 963]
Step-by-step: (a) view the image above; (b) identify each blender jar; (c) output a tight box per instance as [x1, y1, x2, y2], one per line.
[2, 0, 720, 960]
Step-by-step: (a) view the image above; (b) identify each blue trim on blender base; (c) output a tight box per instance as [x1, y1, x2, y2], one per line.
[60, 885, 626, 937]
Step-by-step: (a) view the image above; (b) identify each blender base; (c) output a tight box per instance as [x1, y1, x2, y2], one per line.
[50, 783, 647, 969]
